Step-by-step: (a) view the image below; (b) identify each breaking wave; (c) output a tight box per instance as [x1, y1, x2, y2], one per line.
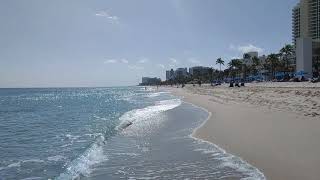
[116, 99, 182, 131]
[56, 98, 181, 180]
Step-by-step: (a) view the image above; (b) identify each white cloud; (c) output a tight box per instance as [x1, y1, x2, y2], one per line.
[128, 65, 144, 70]
[104, 58, 129, 64]
[168, 58, 179, 68]
[238, 44, 263, 54]
[188, 58, 201, 64]
[138, 58, 149, 64]
[95, 10, 119, 24]
[169, 58, 178, 64]
[229, 44, 264, 54]
[230, 56, 242, 60]
[104, 59, 117, 64]
[120, 59, 129, 64]
[157, 64, 165, 69]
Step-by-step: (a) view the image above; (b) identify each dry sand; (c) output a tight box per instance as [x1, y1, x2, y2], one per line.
[166, 82, 320, 180]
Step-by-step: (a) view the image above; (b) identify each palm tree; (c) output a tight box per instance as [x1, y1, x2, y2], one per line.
[216, 58, 225, 71]
[266, 53, 280, 80]
[242, 63, 249, 80]
[243, 53, 251, 59]
[251, 56, 260, 76]
[208, 68, 214, 83]
[228, 59, 243, 80]
[280, 44, 294, 73]
[216, 58, 225, 80]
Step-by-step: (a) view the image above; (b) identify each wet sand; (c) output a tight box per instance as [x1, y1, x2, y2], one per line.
[166, 83, 320, 180]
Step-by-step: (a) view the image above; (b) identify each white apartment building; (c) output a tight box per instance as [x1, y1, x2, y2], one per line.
[166, 69, 175, 81]
[240, 51, 268, 67]
[293, 0, 320, 76]
[189, 66, 210, 76]
[141, 77, 161, 85]
[175, 68, 188, 78]
[242, 51, 259, 66]
[165, 68, 188, 81]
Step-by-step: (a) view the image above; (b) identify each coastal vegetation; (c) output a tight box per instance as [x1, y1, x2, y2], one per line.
[161, 44, 315, 85]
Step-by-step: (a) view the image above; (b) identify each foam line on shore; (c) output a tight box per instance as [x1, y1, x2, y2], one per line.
[169, 92, 266, 180]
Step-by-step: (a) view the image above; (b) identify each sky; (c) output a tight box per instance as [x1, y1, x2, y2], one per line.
[0, 0, 299, 87]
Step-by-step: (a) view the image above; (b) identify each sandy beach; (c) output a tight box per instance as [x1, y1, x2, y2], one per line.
[166, 82, 320, 180]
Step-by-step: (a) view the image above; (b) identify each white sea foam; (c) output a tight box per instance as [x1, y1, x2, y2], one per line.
[84, 133, 103, 138]
[145, 92, 169, 98]
[93, 115, 108, 121]
[47, 155, 66, 162]
[146, 93, 161, 98]
[5, 159, 45, 170]
[191, 135, 266, 180]
[116, 99, 181, 131]
[7, 162, 21, 168]
[60, 143, 72, 148]
[65, 134, 81, 140]
[56, 136, 108, 180]
[57, 98, 181, 180]
[22, 159, 44, 163]
[20, 177, 43, 180]
[112, 152, 139, 157]
[181, 101, 266, 180]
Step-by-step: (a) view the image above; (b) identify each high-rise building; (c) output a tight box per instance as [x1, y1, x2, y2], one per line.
[293, 0, 320, 42]
[293, 0, 320, 76]
[140, 77, 161, 85]
[166, 69, 175, 81]
[189, 66, 211, 79]
[175, 68, 188, 78]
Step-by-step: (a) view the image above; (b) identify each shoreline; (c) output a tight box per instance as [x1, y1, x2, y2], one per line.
[184, 101, 266, 179]
[164, 84, 320, 180]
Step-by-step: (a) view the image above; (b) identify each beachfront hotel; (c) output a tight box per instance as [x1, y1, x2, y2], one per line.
[140, 77, 161, 85]
[165, 66, 212, 81]
[166, 68, 188, 81]
[240, 51, 267, 66]
[293, 0, 320, 76]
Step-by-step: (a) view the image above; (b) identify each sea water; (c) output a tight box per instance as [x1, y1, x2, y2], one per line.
[0, 87, 265, 180]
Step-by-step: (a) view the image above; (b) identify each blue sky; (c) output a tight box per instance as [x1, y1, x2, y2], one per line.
[0, 0, 299, 87]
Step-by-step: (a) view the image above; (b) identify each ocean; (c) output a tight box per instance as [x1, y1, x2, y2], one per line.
[0, 87, 265, 180]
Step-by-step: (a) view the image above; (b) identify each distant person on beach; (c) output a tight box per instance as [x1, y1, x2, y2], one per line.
[198, 80, 202, 87]
[241, 79, 245, 87]
[229, 81, 234, 87]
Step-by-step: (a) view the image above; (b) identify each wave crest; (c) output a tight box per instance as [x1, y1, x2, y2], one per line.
[116, 99, 181, 131]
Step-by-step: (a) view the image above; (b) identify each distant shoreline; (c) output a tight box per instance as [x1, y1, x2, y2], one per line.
[164, 83, 320, 180]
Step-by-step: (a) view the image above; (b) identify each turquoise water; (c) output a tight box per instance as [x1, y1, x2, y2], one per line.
[0, 87, 265, 180]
